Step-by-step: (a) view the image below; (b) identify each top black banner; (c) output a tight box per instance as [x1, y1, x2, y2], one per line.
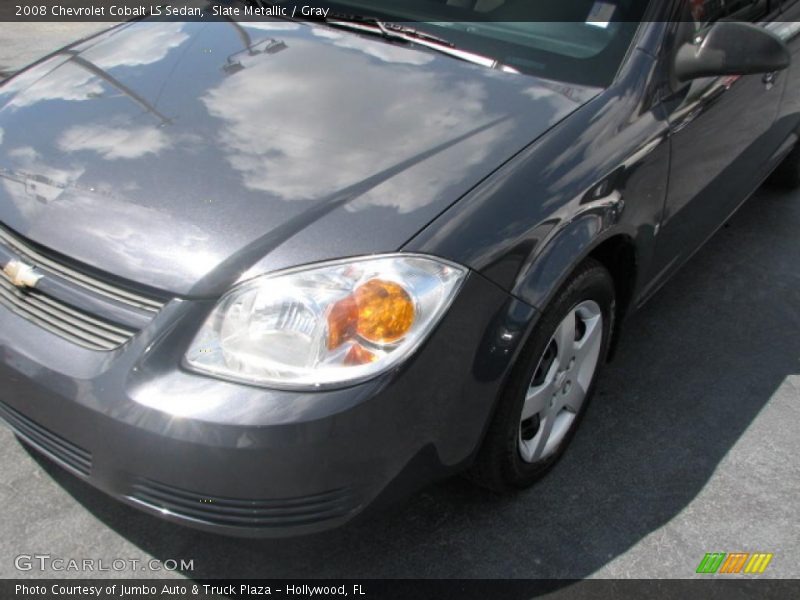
[2, 0, 799, 23]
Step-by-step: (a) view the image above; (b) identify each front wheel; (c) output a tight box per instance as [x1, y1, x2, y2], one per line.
[467, 258, 615, 492]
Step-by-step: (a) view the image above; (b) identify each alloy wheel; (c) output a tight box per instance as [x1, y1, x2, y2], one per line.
[518, 300, 604, 463]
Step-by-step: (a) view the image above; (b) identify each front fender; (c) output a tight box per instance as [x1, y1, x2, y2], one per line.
[513, 199, 635, 310]
[404, 49, 669, 317]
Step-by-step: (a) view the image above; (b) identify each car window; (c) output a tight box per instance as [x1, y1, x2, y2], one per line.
[320, 0, 651, 87]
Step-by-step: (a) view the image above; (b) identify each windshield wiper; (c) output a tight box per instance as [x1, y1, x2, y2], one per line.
[322, 13, 518, 72]
[330, 14, 454, 45]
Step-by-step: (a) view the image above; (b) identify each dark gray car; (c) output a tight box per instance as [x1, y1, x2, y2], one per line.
[1, 0, 799, 536]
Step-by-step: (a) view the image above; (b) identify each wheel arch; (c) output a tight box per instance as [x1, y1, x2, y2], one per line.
[585, 234, 638, 358]
[512, 216, 640, 361]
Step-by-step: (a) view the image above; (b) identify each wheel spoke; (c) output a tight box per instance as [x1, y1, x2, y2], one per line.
[562, 380, 586, 413]
[554, 310, 577, 363]
[522, 381, 554, 421]
[529, 412, 556, 462]
[575, 313, 603, 390]
[575, 313, 602, 363]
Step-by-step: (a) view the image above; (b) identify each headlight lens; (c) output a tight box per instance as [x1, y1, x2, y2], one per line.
[185, 254, 467, 389]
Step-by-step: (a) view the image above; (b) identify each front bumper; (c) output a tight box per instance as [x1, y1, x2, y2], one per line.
[0, 272, 537, 537]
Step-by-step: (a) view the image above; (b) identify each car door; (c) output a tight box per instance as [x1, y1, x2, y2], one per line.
[646, 0, 786, 289]
[773, 0, 800, 128]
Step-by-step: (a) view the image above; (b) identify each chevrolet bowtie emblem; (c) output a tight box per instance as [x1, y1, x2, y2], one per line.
[2, 259, 42, 289]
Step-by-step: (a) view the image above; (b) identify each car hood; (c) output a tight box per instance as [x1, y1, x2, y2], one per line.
[0, 20, 599, 297]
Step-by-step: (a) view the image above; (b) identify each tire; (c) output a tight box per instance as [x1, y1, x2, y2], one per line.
[467, 258, 615, 492]
[768, 142, 800, 189]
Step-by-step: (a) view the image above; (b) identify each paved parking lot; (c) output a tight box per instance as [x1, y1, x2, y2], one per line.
[0, 24, 798, 581]
[0, 23, 112, 78]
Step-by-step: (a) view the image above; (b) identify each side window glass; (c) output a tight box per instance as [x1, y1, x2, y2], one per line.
[688, 0, 768, 24]
[688, 0, 726, 23]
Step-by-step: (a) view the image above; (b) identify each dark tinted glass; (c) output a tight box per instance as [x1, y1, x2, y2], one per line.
[688, 0, 768, 24]
[322, 1, 651, 86]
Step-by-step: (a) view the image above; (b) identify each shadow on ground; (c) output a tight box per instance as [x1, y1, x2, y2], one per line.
[28, 185, 800, 578]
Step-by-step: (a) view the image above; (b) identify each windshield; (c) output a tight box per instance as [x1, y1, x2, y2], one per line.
[317, 1, 650, 87]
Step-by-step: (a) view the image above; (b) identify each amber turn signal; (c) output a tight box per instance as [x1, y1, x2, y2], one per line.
[327, 279, 416, 351]
[344, 344, 377, 366]
[354, 279, 415, 343]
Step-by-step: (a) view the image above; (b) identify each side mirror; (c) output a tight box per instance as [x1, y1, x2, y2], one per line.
[674, 21, 790, 82]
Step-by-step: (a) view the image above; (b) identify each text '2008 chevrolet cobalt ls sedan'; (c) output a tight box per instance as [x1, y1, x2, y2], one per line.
[1, 1, 799, 536]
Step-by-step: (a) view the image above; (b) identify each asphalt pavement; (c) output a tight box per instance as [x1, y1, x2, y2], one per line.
[0, 23, 113, 78]
[0, 24, 798, 581]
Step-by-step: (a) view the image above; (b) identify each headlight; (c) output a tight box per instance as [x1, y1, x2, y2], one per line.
[185, 254, 467, 389]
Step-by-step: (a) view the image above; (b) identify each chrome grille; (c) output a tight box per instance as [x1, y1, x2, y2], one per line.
[0, 224, 167, 351]
[0, 274, 135, 350]
[0, 225, 164, 313]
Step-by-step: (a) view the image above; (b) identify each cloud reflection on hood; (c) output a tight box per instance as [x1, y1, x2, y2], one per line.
[58, 123, 171, 160]
[82, 22, 190, 69]
[202, 31, 495, 205]
[0, 20, 594, 295]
